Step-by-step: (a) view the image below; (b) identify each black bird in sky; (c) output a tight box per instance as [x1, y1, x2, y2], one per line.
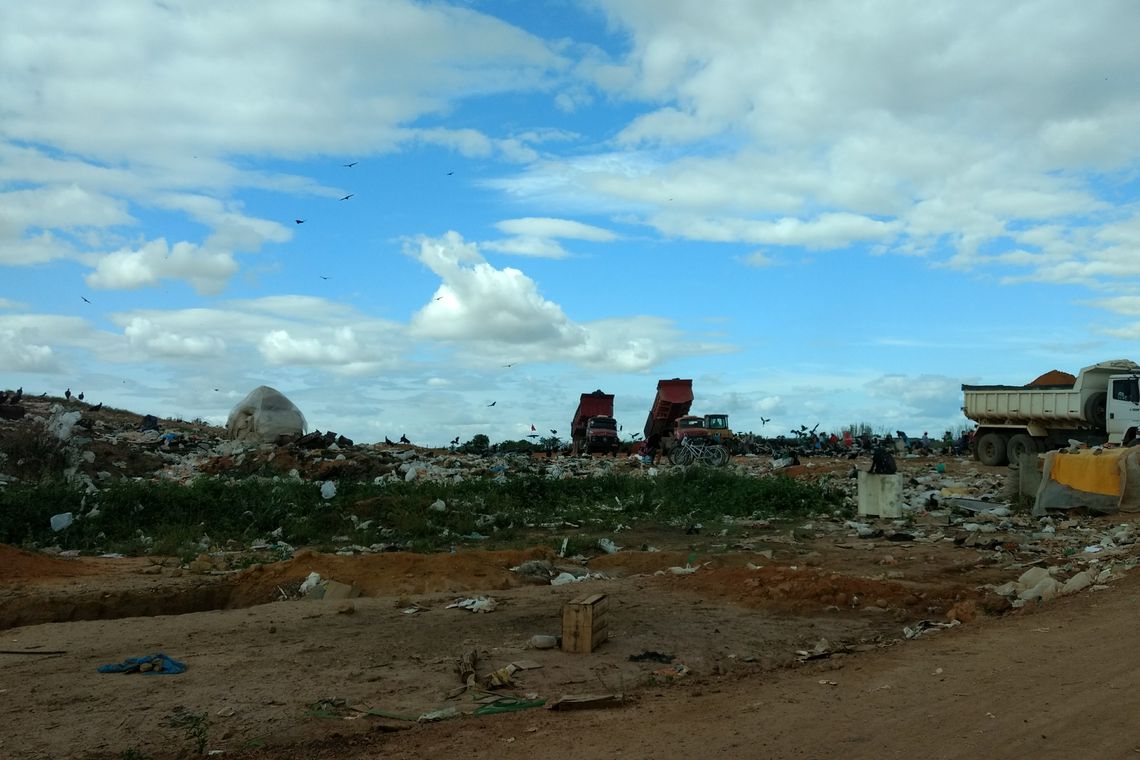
[343, 162, 357, 168]
[295, 219, 305, 224]
[319, 276, 330, 280]
[760, 417, 770, 425]
[81, 296, 91, 303]
[434, 296, 444, 301]
[550, 429, 557, 435]
[399, 434, 411, 444]
[451, 436, 460, 446]
[339, 194, 354, 201]
[214, 388, 219, 392]
[446, 170, 454, 175]
[503, 362, 516, 368]
[526, 434, 539, 439]
[487, 401, 496, 407]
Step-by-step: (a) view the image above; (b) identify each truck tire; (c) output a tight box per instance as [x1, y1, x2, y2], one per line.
[1006, 433, 1041, 465]
[1083, 391, 1107, 425]
[976, 432, 1009, 466]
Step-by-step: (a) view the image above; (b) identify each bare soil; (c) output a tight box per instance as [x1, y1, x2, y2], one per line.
[2, 456, 1135, 759]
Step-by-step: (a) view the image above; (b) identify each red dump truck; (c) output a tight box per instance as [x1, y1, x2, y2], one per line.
[571, 390, 620, 455]
[643, 379, 734, 455]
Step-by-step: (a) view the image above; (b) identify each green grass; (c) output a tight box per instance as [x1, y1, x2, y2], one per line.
[0, 468, 841, 556]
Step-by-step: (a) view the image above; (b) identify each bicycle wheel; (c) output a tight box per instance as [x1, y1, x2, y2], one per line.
[710, 446, 729, 467]
[673, 445, 693, 465]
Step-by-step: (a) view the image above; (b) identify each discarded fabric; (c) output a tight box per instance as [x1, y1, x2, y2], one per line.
[98, 653, 186, 675]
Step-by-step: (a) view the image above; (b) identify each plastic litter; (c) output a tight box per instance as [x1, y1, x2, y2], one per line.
[597, 538, 619, 554]
[298, 572, 322, 595]
[98, 653, 186, 675]
[320, 481, 337, 500]
[50, 512, 74, 532]
[447, 596, 497, 613]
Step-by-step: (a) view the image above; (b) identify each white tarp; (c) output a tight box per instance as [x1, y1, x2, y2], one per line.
[226, 386, 307, 442]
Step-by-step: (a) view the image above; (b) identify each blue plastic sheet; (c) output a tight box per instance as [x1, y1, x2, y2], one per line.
[98, 653, 186, 675]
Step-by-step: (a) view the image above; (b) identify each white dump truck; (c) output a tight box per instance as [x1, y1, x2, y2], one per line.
[962, 359, 1140, 466]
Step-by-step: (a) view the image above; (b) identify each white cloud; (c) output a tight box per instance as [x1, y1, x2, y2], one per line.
[85, 239, 240, 294]
[0, 330, 62, 373]
[495, 217, 617, 241]
[483, 217, 617, 259]
[742, 250, 775, 267]
[481, 237, 570, 259]
[124, 318, 226, 359]
[407, 232, 729, 369]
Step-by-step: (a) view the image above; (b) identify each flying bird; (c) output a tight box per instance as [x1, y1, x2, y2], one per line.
[550, 429, 557, 435]
[760, 417, 770, 426]
[319, 276, 330, 280]
[81, 296, 91, 304]
[526, 434, 539, 439]
[446, 170, 454, 176]
[339, 194, 353, 201]
[434, 296, 444, 301]
[451, 436, 460, 445]
[214, 388, 220, 392]
[295, 219, 305, 224]
[503, 363, 516, 368]
[487, 401, 496, 407]
[343, 162, 357, 168]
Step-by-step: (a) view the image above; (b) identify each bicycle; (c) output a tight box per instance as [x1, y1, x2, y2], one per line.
[669, 436, 729, 467]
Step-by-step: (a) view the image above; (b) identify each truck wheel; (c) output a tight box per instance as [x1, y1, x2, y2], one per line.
[1006, 433, 1041, 465]
[1083, 391, 1108, 424]
[976, 432, 1009, 466]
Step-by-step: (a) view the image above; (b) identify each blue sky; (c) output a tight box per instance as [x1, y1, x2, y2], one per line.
[3, 0, 1140, 446]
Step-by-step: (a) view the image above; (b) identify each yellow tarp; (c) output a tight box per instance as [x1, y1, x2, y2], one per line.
[1048, 448, 1126, 497]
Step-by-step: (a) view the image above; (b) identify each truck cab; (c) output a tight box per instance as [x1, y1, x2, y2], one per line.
[674, 415, 710, 441]
[584, 415, 619, 454]
[1108, 375, 1140, 439]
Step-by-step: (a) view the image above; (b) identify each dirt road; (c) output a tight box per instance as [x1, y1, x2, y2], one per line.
[286, 574, 1140, 760]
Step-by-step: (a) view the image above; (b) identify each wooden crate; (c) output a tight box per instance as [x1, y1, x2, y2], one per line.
[561, 593, 608, 653]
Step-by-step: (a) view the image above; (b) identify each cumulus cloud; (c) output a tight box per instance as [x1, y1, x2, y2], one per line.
[124, 318, 226, 359]
[864, 374, 965, 418]
[484, 0, 1140, 291]
[408, 232, 728, 369]
[0, 330, 62, 373]
[85, 239, 240, 294]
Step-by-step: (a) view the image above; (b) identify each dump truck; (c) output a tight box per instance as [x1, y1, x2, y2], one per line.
[643, 379, 733, 454]
[571, 390, 619, 455]
[962, 359, 1140, 466]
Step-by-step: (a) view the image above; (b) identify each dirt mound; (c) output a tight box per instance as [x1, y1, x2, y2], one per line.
[670, 565, 970, 615]
[1027, 369, 1076, 386]
[0, 544, 102, 582]
[229, 547, 555, 606]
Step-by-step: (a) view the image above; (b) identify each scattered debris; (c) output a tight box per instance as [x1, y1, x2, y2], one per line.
[447, 596, 498, 613]
[548, 693, 626, 711]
